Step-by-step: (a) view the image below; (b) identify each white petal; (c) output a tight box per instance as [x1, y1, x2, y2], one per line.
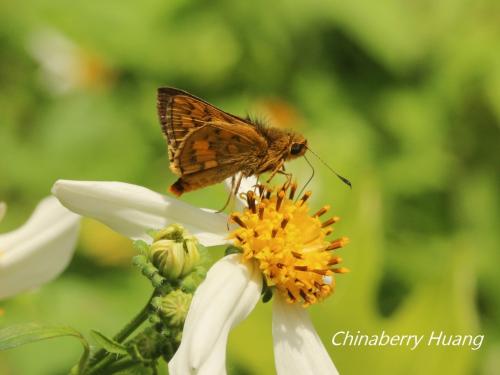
[0, 197, 80, 299]
[52, 180, 230, 247]
[237, 175, 259, 196]
[272, 295, 338, 375]
[169, 254, 262, 375]
[0, 202, 6, 222]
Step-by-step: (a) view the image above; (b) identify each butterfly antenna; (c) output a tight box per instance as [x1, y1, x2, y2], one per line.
[305, 146, 352, 188]
[295, 154, 315, 202]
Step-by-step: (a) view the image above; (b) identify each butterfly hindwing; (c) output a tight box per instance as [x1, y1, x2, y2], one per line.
[176, 123, 265, 176]
[170, 163, 243, 196]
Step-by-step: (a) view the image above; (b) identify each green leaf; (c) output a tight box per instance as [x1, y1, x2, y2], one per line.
[90, 330, 128, 355]
[0, 323, 89, 374]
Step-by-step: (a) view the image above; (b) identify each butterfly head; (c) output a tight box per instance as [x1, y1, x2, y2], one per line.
[287, 133, 308, 160]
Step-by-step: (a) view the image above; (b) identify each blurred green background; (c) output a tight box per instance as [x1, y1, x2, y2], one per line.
[1, 0, 499, 374]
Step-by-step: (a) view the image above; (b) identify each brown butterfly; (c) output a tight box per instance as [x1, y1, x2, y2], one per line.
[157, 87, 310, 197]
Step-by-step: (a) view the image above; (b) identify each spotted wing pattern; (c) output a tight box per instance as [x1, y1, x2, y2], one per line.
[157, 87, 267, 195]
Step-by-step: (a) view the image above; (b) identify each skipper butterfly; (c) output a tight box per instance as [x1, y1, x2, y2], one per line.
[157, 87, 309, 196]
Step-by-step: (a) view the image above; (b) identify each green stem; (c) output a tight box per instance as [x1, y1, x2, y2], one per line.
[86, 354, 125, 375]
[87, 356, 139, 375]
[105, 358, 141, 374]
[114, 294, 154, 343]
[86, 292, 155, 370]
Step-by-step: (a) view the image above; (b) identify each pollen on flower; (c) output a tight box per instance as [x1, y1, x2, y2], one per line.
[229, 182, 349, 307]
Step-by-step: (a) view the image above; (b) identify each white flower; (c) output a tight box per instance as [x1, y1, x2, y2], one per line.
[0, 197, 80, 300]
[52, 178, 345, 374]
[27, 28, 111, 94]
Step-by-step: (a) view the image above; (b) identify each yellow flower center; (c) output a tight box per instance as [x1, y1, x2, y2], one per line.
[229, 183, 348, 307]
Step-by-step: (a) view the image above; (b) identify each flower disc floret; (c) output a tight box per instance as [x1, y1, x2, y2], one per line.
[229, 183, 348, 306]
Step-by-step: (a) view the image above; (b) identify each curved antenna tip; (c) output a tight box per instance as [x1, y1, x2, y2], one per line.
[338, 175, 352, 189]
[305, 146, 352, 189]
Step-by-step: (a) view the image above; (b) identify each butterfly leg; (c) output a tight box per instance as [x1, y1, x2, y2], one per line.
[266, 162, 293, 190]
[217, 173, 243, 214]
[276, 170, 293, 190]
[281, 170, 293, 188]
[253, 175, 260, 194]
[218, 175, 234, 214]
[265, 159, 285, 184]
[276, 163, 293, 188]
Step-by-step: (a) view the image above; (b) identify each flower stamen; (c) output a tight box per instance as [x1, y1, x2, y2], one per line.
[230, 214, 247, 228]
[265, 187, 273, 199]
[322, 216, 340, 227]
[332, 267, 349, 274]
[297, 191, 312, 206]
[246, 191, 256, 213]
[289, 181, 297, 199]
[276, 190, 285, 211]
[280, 216, 290, 229]
[258, 204, 265, 220]
[326, 237, 349, 250]
[229, 184, 349, 307]
[328, 257, 342, 265]
[313, 205, 330, 217]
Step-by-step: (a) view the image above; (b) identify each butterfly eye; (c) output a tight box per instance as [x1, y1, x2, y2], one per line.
[290, 143, 304, 155]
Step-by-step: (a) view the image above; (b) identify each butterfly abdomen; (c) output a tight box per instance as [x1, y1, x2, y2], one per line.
[169, 179, 185, 196]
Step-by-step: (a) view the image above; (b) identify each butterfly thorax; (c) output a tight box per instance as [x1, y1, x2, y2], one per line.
[255, 127, 307, 174]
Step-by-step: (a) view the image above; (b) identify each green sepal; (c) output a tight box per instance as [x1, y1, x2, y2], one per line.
[262, 288, 273, 303]
[132, 254, 149, 268]
[261, 277, 274, 303]
[133, 240, 150, 256]
[224, 245, 242, 256]
[132, 255, 165, 288]
[180, 266, 207, 292]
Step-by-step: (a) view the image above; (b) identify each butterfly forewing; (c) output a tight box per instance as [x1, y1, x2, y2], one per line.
[157, 87, 267, 194]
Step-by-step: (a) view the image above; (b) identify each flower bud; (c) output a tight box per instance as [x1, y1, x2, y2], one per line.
[149, 224, 200, 281]
[127, 326, 165, 360]
[152, 289, 192, 326]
